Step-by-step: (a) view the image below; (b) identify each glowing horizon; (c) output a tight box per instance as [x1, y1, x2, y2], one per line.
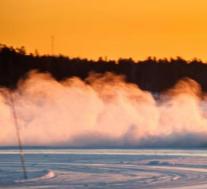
[0, 0, 207, 60]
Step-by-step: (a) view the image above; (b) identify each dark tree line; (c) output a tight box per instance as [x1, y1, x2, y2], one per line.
[0, 44, 207, 92]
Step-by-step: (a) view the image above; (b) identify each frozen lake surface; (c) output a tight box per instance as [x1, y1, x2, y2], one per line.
[1, 148, 207, 188]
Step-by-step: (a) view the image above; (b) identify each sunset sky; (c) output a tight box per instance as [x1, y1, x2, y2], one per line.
[0, 0, 207, 60]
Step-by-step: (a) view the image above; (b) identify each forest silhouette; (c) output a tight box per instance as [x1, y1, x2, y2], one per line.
[0, 44, 206, 92]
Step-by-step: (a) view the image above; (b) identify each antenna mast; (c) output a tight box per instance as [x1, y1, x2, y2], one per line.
[51, 35, 55, 55]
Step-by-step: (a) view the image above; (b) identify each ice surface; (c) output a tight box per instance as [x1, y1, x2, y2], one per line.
[1, 148, 207, 189]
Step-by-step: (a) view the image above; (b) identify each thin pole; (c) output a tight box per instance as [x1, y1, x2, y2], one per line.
[51, 35, 54, 55]
[9, 93, 28, 180]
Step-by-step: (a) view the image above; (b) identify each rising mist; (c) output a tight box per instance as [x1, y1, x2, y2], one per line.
[0, 71, 207, 147]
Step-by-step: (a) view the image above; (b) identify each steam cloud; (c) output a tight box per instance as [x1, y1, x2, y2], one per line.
[1, 71, 207, 147]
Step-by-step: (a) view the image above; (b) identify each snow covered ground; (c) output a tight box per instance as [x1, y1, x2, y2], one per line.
[1, 148, 207, 189]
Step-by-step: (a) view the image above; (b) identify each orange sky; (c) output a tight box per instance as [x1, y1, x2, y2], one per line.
[0, 0, 207, 60]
